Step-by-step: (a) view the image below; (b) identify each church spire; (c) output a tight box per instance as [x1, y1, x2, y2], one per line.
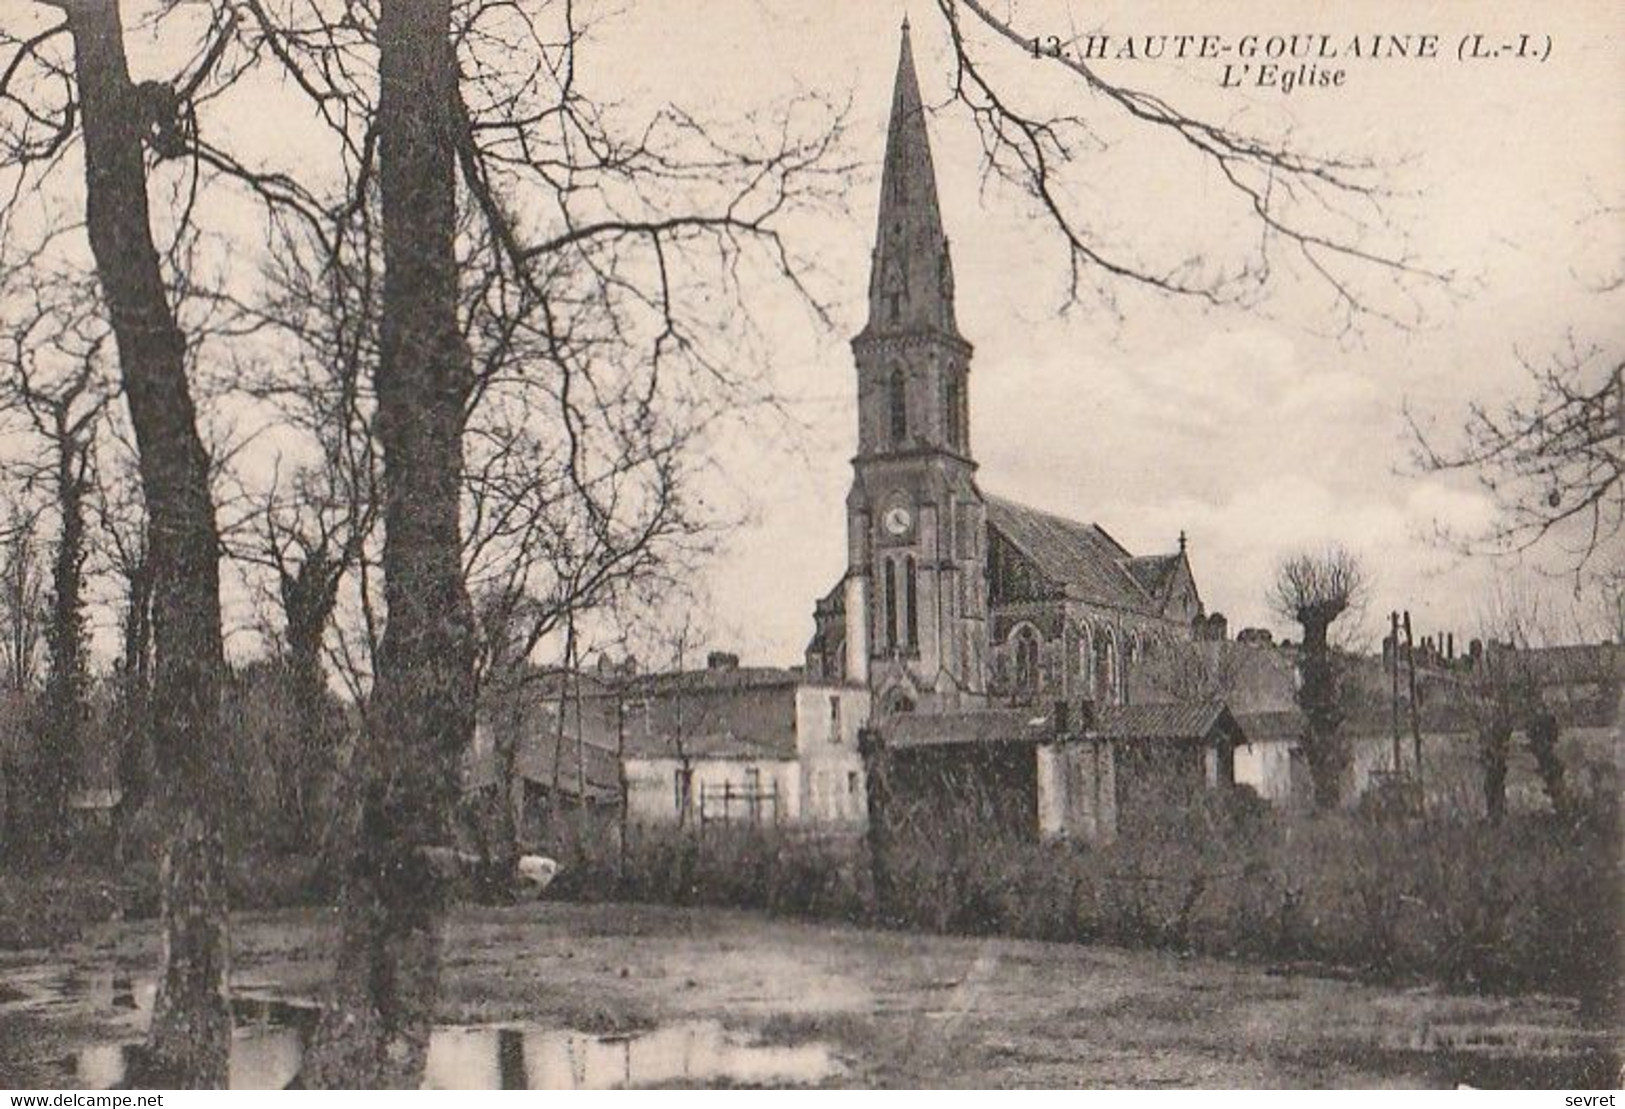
[863, 21, 959, 338]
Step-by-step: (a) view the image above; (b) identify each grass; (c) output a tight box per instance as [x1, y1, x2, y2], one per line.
[539, 791, 1620, 1015]
[6, 788, 1615, 1019]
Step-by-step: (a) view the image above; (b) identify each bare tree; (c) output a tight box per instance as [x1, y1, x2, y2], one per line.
[1, 2, 236, 1082]
[229, 462, 371, 847]
[1270, 546, 1367, 809]
[187, 0, 845, 1084]
[1410, 340, 1622, 586]
[1467, 587, 1573, 822]
[0, 501, 45, 843]
[0, 504, 45, 698]
[933, 1, 1443, 328]
[94, 446, 155, 851]
[0, 272, 112, 859]
[1136, 636, 1244, 706]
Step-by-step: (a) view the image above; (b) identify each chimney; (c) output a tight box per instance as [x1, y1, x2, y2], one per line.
[706, 650, 739, 671]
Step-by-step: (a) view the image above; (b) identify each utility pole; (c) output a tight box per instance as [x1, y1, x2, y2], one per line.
[615, 677, 628, 884]
[1403, 610, 1424, 801]
[1389, 610, 1402, 775]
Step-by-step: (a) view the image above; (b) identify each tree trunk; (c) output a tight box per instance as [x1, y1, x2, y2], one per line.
[303, 0, 475, 1086]
[114, 546, 154, 856]
[281, 558, 340, 846]
[63, 0, 230, 1087]
[1295, 618, 1348, 810]
[34, 434, 88, 859]
[491, 677, 523, 883]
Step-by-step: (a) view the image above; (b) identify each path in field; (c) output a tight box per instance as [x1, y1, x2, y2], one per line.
[0, 901, 1615, 1088]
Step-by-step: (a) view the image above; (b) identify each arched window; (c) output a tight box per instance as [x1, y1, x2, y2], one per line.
[888, 367, 907, 445]
[1076, 626, 1093, 698]
[945, 376, 962, 449]
[904, 555, 919, 652]
[1093, 631, 1117, 705]
[882, 559, 897, 653]
[1014, 625, 1041, 701]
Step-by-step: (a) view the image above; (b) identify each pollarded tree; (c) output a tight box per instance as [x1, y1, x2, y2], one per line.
[1270, 546, 1367, 809]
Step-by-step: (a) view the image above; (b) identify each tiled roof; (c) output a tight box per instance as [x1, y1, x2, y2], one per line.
[983, 493, 1166, 612]
[880, 700, 1238, 749]
[465, 735, 622, 801]
[1235, 709, 1305, 744]
[1092, 701, 1238, 742]
[883, 707, 1051, 750]
[614, 666, 805, 695]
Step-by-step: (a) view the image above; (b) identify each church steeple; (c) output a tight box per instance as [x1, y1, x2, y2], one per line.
[863, 21, 959, 339]
[838, 20, 986, 713]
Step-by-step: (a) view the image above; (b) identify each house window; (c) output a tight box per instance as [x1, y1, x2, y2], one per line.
[848, 771, 861, 801]
[828, 694, 842, 741]
[904, 555, 918, 652]
[1015, 626, 1041, 701]
[889, 367, 907, 444]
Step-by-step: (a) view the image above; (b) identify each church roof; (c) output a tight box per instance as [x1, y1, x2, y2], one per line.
[1124, 553, 1182, 601]
[984, 493, 1175, 613]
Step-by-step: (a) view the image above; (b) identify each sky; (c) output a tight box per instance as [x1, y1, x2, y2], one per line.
[580, 0, 1622, 665]
[4, 0, 1621, 672]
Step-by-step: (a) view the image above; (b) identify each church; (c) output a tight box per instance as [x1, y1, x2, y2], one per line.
[804, 22, 1207, 719]
[800, 23, 1241, 843]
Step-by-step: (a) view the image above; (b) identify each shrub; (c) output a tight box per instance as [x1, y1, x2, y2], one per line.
[548, 792, 1618, 1009]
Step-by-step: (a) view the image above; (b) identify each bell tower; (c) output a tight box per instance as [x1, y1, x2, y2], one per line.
[844, 19, 987, 714]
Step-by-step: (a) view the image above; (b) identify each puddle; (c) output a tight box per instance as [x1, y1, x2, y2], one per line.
[2, 969, 845, 1089]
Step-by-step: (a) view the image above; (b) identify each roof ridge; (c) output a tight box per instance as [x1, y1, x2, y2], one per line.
[984, 491, 1163, 610]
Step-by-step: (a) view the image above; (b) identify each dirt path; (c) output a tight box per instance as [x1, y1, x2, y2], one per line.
[0, 901, 1615, 1088]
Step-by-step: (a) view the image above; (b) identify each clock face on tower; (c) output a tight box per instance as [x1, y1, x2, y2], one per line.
[883, 504, 913, 537]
